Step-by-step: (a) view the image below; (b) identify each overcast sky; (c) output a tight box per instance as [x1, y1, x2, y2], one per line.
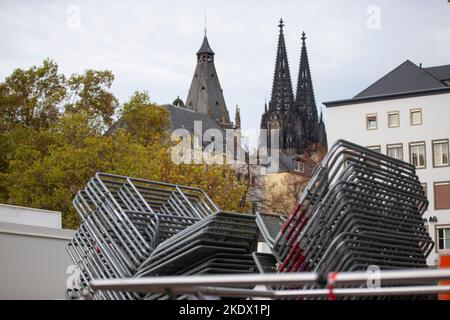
[1, 0, 449, 132]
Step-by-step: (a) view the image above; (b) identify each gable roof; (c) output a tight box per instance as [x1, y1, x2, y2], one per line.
[354, 60, 445, 98]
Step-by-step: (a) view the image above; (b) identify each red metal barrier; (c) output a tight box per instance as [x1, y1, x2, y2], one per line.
[439, 255, 450, 300]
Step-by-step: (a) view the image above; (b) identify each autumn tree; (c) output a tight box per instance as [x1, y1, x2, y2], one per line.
[65, 69, 118, 128]
[119, 91, 170, 145]
[0, 59, 66, 132]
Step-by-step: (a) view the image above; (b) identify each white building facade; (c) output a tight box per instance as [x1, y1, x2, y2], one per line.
[324, 60, 450, 266]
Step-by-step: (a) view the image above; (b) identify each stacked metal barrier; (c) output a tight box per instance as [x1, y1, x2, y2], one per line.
[136, 211, 258, 300]
[67, 172, 258, 300]
[256, 140, 434, 297]
[67, 139, 435, 300]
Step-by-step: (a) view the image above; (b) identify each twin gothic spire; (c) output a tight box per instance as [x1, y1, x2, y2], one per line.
[261, 19, 327, 156]
[270, 19, 316, 118]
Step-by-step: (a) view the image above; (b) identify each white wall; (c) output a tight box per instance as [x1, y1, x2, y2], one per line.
[0, 222, 75, 299]
[0, 203, 61, 229]
[325, 92, 450, 266]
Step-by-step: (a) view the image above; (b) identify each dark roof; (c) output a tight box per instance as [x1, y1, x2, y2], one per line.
[196, 36, 215, 55]
[172, 96, 185, 108]
[354, 60, 445, 99]
[324, 87, 450, 107]
[162, 104, 224, 135]
[324, 60, 450, 107]
[424, 64, 450, 82]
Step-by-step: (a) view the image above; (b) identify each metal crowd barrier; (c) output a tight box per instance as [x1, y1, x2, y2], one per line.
[89, 268, 450, 299]
[68, 140, 438, 300]
[66, 173, 258, 300]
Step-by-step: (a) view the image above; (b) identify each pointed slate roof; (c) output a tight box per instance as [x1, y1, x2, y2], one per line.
[269, 19, 294, 112]
[196, 36, 215, 55]
[354, 60, 446, 98]
[186, 35, 230, 123]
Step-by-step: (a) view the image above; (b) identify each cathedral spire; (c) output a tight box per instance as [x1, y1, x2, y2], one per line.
[295, 31, 318, 124]
[269, 19, 294, 112]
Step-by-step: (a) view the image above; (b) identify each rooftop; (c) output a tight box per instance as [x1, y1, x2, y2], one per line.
[324, 60, 450, 107]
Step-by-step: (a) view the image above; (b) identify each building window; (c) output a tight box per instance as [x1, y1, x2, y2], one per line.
[432, 139, 449, 167]
[295, 161, 305, 173]
[386, 143, 403, 160]
[366, 114, 377, 130]
[409, 142, 426, 168]
[434, 181, 450, 210]
[410, 108, 422, 126]
[366, 145, 381, 153]
[436, 227, 450, 251]
[387, 111, 399, 128]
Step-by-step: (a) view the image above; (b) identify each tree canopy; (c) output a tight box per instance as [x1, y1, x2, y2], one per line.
[0, 59, 249, 229]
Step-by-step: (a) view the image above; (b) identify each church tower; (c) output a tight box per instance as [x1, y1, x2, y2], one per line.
[260, 20, 327, 170]
[186, 33, 231, 126]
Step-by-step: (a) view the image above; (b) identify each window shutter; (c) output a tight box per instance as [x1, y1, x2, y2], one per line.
[435, 183, 450, 210]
